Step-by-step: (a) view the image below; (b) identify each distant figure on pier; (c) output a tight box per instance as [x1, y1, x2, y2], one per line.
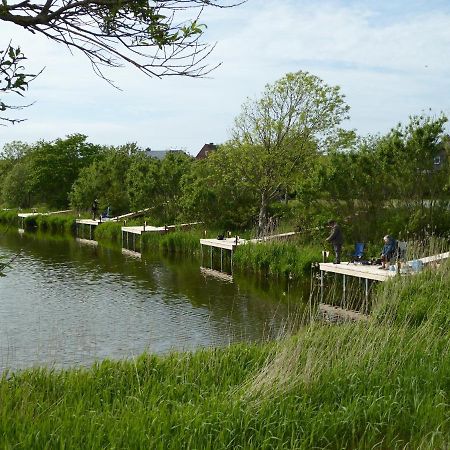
[91, 199, 99, 220]
[380, 235, 397, 269]
[325, 219, 343, 264]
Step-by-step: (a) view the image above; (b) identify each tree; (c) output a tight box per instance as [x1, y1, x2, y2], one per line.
[231, 71, 350, 235]
[0, 0, 238, 83]
[25, 134, 102, 208]
[0, 43, 37, 124]
[69, 143, 137, 214]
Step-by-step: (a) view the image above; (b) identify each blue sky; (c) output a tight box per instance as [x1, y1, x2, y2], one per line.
[1, 0, 450, 155]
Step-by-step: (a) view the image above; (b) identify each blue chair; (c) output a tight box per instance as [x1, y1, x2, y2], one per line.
[348, 242, 365, 264]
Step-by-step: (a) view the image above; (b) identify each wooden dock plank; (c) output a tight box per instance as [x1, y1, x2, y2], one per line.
[200, 237, 245, 251]
[319, 262, 396, 281]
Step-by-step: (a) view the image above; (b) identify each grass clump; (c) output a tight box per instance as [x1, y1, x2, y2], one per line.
[373, 259, 450, 329]
[0, 210, 19, 226]
[34, 214, 76, 234]
[94, 221, 123, 243]
[233, 240, 322, 279]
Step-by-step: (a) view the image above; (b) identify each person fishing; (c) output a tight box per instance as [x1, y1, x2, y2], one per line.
[91, 199, 99, 220]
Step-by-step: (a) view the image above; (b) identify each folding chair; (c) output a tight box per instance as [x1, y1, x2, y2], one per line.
[348, 242, 365, 264]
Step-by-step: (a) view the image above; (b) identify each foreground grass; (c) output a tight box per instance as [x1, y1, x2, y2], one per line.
[1, 263, 449, 448]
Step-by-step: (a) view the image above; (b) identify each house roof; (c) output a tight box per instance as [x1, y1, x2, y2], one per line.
[195, 143, 217, 160]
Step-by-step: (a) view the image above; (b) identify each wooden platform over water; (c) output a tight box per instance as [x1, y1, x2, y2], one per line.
[319, 262, 397, 282]
[320, 251, 449, 282]
[122, 222, 201, 236]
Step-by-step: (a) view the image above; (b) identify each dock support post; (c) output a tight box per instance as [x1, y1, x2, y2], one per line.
[220, 248, 223, 272]
[210, 246, 213, 269]
[364, 278, 369, 314]
[343, 274, 346, 305]
[201, 244, 203, 267]
[231, 249, 234, 274]
[320, 270, 324, 303]
[89, 224, 92, 240]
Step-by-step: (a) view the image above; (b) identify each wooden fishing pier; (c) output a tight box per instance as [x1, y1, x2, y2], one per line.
[199, 231, 300, 278]
[122, 222, 201, 252]
[18, 209, 72, 229]
[318, 251, 449, 320]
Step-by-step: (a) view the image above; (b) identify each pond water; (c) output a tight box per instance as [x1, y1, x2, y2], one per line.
[0, 231, 309, 373]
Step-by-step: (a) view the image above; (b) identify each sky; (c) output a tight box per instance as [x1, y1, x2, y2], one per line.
[1, 0, 450, 156]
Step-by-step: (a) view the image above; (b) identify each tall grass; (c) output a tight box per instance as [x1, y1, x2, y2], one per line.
[94, 221, 123, 243]
[34, 214, 76, 234]
[233, 240, 322, 279]
[0, 210, 19, 226]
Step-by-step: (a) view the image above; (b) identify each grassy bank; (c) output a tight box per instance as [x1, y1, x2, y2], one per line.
[1, 262, 448, 448]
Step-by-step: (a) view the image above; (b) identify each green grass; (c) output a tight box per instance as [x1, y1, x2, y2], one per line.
[34, 214, 76, 234]
[233, 239, 322, 279]
[0, 264, 448, 448]
[0, 210, 19, 226]
[94, 221, 123, 243]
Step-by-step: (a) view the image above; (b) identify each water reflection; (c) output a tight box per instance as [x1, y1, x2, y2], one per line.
[0, 230, 308, 372]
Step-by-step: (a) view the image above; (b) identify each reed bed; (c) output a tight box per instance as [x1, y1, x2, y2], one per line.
[233, 240, 322, 279]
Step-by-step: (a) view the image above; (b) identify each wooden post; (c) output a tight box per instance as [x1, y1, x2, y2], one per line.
[220, 248, 223, 272]
[89, 224, 92, 240]
[343, 274, 346, 305]
[364, 278, 369, 314]
[210, 246, 213, 270]
[320, 270, 324, 303]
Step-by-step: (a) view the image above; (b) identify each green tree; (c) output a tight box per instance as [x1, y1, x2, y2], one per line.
[26, 134, 102, 208]
[126, 152, 161, 211]
[179, 147, 259, 229]
[70, 144, 137, 214]
[231, 71, 350, 235]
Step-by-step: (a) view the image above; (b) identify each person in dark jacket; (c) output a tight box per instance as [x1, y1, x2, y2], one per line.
[91, 199, 99, 220]
[380, 235, 397, 269]
[326, 220, 344, 264]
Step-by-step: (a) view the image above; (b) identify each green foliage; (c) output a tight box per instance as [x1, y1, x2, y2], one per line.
[233, 240, 322, 279]
[69, 144, 137, 215]
[373, 261, 450, 329]
[141, 229, 202, 256]
[34, 214, 76, 234]
[94, 221, 123, 243]
[230, 71, 351, 234]
[0, 209, 18, 225]
[0, 135, 102, 209]
[179, 151, 259, 229]
[0, 43, 36, 124]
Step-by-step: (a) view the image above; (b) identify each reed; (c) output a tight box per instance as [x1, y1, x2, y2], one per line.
[94, 221, 123, 243]
[233, 240, 322, 279]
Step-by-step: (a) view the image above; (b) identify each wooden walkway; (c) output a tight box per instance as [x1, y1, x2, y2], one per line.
[18, 209, 72, 219]
[319, 251, 449, 282]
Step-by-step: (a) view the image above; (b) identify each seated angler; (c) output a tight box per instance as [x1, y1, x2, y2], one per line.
[380, 234, 397, 269]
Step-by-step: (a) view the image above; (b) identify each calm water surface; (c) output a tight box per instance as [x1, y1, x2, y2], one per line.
[0, 231, 307, 372]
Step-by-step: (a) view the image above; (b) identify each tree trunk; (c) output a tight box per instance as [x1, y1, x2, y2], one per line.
[258, 192, 268, 237]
